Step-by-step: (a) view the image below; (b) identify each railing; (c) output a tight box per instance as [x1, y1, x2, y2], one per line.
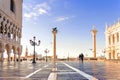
[0, 34, 20, 44]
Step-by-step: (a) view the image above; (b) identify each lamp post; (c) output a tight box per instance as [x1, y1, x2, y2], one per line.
[30, 36, 40, 63]
[91, 26, 97, 58]
[44, 48, 49, 62]
[52, 27, 57, 68]
[67, 53, 69, 61]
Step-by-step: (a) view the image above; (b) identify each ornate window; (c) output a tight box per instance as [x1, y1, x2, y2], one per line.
[117, 32, 119, 42]
[108, 36, 111, 45]
[112, 34, 115, 44]
[10, 0, 15, 13]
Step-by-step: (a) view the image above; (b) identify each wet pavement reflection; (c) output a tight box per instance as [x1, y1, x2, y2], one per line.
[66, 61, 120, 80]
[0, 60, 120, 80]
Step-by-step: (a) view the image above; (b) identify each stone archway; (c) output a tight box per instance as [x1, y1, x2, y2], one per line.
[2, 44, 22, 62]
[12, 46, 18, 62]
[0, 42, 22, 62]
[5, 44, 11, 61]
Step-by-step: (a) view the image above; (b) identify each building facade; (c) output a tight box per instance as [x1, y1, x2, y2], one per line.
[0, 0, 22, 61]
[105, 20, 120, 59]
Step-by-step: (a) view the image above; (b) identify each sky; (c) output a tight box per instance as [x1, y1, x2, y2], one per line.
[21, 0, 120, 58]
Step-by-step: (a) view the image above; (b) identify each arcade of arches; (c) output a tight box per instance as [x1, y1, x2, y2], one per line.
[0, 11, 22, 62]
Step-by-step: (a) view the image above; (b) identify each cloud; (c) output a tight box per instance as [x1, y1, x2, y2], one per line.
[23, 2, 51, 21]
[55, 16, 69, 22]
[55, 16, 75, 22]
[38, 8, 48, 15]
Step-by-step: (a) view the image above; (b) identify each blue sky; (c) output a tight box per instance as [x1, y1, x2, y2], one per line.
[21, 0, 120, 58]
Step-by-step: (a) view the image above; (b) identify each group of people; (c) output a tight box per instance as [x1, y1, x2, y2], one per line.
[79, 53, 84, 63]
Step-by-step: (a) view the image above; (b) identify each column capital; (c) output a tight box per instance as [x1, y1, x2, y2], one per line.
[91, 29, 97, 36]
[52, 27, 58, 34]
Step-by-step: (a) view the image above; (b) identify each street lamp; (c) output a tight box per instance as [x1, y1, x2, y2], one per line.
[30, 36, 40, 63]
[67, 53, 69, 61]
[44, 48, 49, 62]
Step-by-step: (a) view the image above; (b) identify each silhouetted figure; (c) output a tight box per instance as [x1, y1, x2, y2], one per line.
[79, 53, 84, 63]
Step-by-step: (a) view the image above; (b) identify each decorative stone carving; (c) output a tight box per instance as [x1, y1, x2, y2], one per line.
[0, 13, 3, 30]
[105, 20, 120, 59]
[0, 0, 22, 62]
[2, 17, 7, 35]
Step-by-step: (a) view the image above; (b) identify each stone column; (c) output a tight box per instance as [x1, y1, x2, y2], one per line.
[13, 49, 17, 62]
[18, 54, 21, 62]
[91, 27, 97, 58]
[7, 45, 11, 62]
[0, 44, 5, 62]
[52, 27, 57, 68]
[14, 53, 16, 62]
[7, 49, 11, 62]
[0, 50, 4, 62]
[18, 46, 22, 62]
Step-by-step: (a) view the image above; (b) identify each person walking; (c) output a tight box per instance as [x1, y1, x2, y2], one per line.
[79, 53, 84, 63]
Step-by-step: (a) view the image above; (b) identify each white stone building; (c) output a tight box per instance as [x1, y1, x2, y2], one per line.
[105, 20, 120, 59]
[0, 0, 22, 61]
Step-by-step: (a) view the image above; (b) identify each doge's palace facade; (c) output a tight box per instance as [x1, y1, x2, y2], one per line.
[0, 0, 22, 62]
[105, 20, 120, 60]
